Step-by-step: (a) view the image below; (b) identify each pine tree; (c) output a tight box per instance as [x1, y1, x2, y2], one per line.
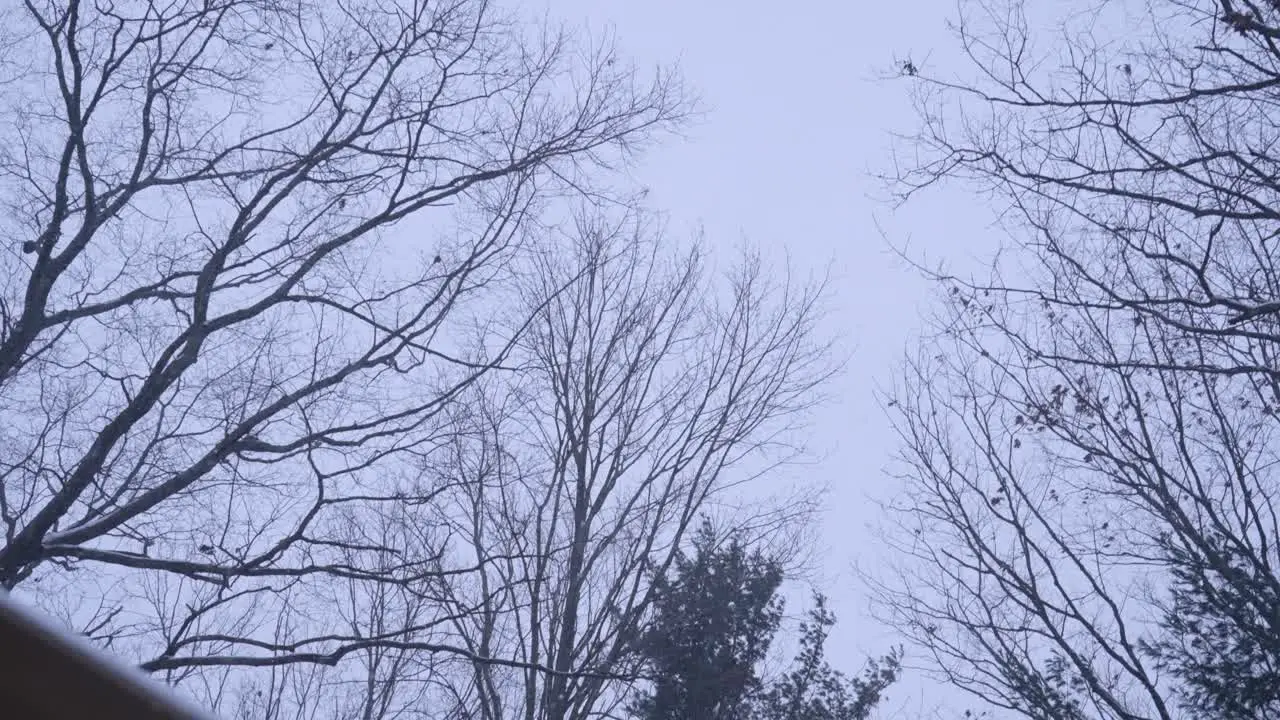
[630, 525, 900, 720]
[755, 595, 901, 720]
[630, 522, 785, 720]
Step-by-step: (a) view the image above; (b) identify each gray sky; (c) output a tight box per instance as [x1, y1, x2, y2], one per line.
[532, 0, 1006, 716]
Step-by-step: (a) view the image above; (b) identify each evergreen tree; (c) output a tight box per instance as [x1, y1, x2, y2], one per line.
[755, 595, 901, 720]
[631, 525, 900, 720]
[630, 522, 786, 720]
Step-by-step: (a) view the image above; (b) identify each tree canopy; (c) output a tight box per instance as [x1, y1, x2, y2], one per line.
[881, 1, 1280, 718]
[633, 523, 899, 720]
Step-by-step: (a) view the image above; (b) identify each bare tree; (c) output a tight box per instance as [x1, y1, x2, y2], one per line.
[411, 207, 833, 720]
[0, 0, 686, 712]
[877, 1, 1280, 718]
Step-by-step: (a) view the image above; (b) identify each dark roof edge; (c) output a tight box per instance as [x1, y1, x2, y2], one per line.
[0, 591, 223, 719]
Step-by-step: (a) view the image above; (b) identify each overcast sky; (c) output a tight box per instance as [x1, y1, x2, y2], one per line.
[527, 0, 1007, 716]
